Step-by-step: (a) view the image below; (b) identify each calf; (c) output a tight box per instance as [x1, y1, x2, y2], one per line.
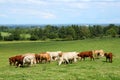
[77, 51, 94, 61]
[104, 52, 113, 63]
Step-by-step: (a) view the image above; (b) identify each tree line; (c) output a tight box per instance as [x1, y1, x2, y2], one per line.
[0, 24, 120, 41]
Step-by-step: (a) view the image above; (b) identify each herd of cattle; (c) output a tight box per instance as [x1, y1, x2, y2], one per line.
[9, 50, 113, 68]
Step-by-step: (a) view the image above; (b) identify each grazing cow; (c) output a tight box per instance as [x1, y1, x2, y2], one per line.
[104, 52, 113, 63]
[92, 49, 104, 59]
[23, 54, 36, 66]
[9, 55, 24, 67]
[58, 52, 78, 65]
[15, 55, 24, 67]
[46, 51, 62, 61]
[9, 56, 16, 66]
[39, 52, 51, 63]
[77, 51, 94, 61]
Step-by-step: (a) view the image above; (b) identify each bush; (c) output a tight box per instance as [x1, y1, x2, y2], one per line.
[65, 35, 73, 41]
[4, 35, 14, 41]
[30, 35, 39, 41]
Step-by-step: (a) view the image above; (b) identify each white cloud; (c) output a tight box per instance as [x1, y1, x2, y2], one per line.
[10, 8, 56, 19]
[42, 12, 56, 19]
[0, 14, 7, 17]
[0, 0, 47, 5]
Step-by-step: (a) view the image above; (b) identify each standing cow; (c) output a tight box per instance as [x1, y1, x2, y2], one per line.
[92, 49, 104, 59]
[104, 52, 113, 63]
[9, 55, 24, 67]
[58, 52, 78, 65]
[77, 51, 94, 61]
[46, 51, 62, 61]
[39, 52, 51, 63]
[23, 54, 36, 66]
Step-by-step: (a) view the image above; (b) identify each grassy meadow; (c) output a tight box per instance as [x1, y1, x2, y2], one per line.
[0, 38, 120, 80]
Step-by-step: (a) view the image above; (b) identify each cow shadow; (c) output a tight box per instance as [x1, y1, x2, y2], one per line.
[102, 61, 113, 63]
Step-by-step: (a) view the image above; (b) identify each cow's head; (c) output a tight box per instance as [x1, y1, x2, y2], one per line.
[58, 53, 62, 57]
[9, 57, 13, 66]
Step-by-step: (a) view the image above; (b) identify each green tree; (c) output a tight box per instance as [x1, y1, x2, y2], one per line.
[11, 31, 21, 40]
[72, 25, 81, 40]
[91, 25, 103, 38]
[58, 26, 67, 39]
[44, 25, 59, 39]
[66, 26, 75, 40]
[30, 34, 39, 41]
[0, 33, 3, 40]
[4, 35, 14, 41]
[106, 28, 117, 37]
[118, 26, 120, 38]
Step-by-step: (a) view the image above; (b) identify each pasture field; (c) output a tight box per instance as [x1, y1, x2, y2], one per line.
[0, 38, 120, 80]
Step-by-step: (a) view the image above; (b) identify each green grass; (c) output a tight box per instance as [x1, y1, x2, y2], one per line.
[0, 38, 120, 80]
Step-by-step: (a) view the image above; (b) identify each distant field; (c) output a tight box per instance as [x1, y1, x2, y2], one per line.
[0, 38, 120, 80]
[1, 32, 11, 36]
[0, 32, 31, 39]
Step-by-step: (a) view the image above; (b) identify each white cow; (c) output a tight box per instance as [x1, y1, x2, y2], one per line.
[58, 52, 78, 65]
[46, 51, 62, 61]
[23, 54, 36, 67]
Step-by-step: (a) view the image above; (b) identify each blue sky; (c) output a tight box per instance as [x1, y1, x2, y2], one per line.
[0, 0, 120, 24]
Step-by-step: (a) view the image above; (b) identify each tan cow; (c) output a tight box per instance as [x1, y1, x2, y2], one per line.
[39, 52, 51, 63]
[92, 49, 104, 59]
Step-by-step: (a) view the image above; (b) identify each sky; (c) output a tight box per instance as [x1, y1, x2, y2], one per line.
[0, 0, 120, 24]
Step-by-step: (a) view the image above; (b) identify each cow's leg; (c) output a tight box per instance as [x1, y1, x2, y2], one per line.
[92, 56, 94, 61]
[83, 57, 85, 61]
[30, 60, 32, 66]
[106, 58, 107, 62]
[65, 58, 69, 64]
[80, 57, 82, 61]
[74, 58, 77, 62]
[58, 60, 62, 65]
[111, 58, 112, 63]
[13, 62, 16, 66]
[51, 56, 53, 61]
[16, 62, 19, 68]
[109, 58, 112, 63]
[58, 58, 63, 65]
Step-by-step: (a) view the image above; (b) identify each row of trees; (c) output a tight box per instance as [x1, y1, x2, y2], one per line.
[0, 24, 120, 41]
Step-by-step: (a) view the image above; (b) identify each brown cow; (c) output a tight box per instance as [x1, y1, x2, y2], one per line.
[9, 55, 24, 67]
[77, 51, 94, 61]
[104, 52, 113, 63]
[15, 55, 24, 67]
[39, 52, 51, 63]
